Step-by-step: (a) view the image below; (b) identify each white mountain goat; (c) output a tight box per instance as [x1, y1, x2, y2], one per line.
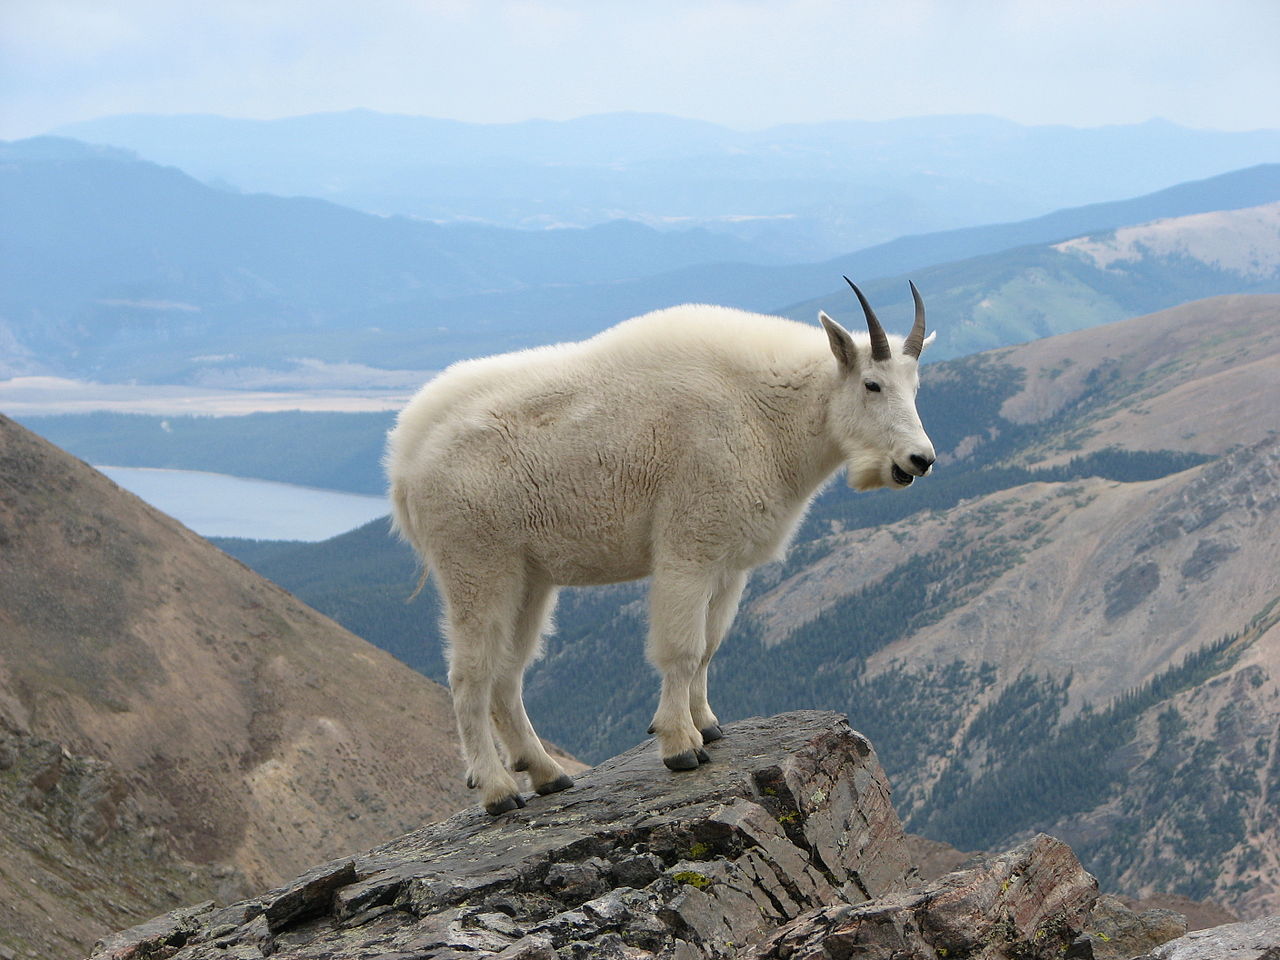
[386, 279, 937, 814]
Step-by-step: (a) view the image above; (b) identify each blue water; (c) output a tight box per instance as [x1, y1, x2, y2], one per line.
[97, 466, 389, 542]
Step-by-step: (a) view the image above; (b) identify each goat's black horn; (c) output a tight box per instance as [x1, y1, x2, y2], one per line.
[903, 281, 927, 359]
[843, 276, 890, 362]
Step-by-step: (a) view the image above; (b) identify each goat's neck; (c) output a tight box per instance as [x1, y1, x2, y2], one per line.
[761, 358, 846, 500]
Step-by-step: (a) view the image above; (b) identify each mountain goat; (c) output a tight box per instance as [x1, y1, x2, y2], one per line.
[386, 279, 936, 814]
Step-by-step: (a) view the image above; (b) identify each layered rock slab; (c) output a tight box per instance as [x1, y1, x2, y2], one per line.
[91, 711, 911, 959]
[1136, 914, 1280, 960]
[747, 833, 1097, 959]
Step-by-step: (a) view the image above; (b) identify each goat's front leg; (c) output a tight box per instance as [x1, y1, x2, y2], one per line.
[646, 567, 715, 770]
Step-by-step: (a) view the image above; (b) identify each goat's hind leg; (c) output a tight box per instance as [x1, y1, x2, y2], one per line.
[491, 579, 573, 796]
[439, 562, 527, 815]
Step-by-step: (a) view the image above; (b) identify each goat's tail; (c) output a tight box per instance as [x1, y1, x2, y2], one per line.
[388, 479, 430, 603]
[406, 566, 430, 603]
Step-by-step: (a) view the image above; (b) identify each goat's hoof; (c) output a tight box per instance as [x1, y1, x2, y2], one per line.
[696, 748, 710, 764]
[700, 724, 723, 743]
[664, 750, 701, 771]
[466, 774, 477, 789]
[484, 793, 526, 816]
[536, 774, 574, 796]
[647, 723, 656, 735]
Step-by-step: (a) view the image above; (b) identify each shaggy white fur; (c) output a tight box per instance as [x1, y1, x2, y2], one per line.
[386, 298, 936, 814]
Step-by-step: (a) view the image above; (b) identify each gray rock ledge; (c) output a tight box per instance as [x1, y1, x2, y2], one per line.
[1136, 914, 1280, 960]
[89, 711, 1101, 960]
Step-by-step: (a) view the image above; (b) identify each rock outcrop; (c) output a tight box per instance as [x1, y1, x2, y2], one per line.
[1135, 914, 1280, 960]
[1076, 894, 1188, 960]
[748, 832, 1096, 959]
[90, 712, 1104, 960]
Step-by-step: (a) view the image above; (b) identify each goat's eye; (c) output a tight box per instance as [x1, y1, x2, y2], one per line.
[864, 381, 881, 393]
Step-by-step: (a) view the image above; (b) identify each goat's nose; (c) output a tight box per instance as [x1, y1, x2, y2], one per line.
[910, 453, 935, 475]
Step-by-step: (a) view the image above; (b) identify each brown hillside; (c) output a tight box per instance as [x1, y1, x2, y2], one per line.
[744, 294, 1280, 914]
[754, 435, 1280, 712]
[984, 293, 1279, 464]
[0, 414, 472, 955]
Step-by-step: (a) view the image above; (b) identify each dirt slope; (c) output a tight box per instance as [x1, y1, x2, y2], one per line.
[0, 414, 474, 956]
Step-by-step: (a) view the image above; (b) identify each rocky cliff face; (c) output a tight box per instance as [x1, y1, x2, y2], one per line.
[90, 712, 1113, 960]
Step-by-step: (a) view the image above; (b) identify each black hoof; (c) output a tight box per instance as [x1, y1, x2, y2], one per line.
[484, 793, 526, 816]
[536, 774, 574, 796]
[466, 774, 477, 789]
[647, 723, 656, 735]
[664, 750, 701, 771]
[700, 724, 723, 743]
[696, 748, 710, 764]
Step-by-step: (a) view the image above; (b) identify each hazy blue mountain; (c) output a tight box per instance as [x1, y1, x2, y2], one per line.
[0, 136, 766, 380]
[52, 111, 1280, 260]
[812, 162, 1280, 283]
[403, 191, 1280, 365]
[431, 164, 1280, 356]
[785, 199, 1280, 358]
[4, 135, 1277, 385]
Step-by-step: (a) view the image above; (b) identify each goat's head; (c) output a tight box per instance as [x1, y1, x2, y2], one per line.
[819, 277, 937, 492]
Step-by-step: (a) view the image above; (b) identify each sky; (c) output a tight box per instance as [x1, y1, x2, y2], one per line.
[2, 0, 1279, 140]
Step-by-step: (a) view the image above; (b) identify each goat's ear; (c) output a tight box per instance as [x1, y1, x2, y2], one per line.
[919, 331, 937, 353]
[819, 311, 858, 372]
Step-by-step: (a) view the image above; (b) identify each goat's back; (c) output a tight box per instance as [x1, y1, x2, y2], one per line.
[389, 303, 819, 455]
[385, 305, 828, 578]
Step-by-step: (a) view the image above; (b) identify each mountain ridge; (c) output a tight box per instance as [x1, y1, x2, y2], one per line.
[0, 136, 768, 380]
[52, 110, 1280, 259]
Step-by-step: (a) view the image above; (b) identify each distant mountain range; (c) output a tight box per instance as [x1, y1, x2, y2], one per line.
[3, 134, 1279, 386]
[0, 136, 764, 382]
[51, 110, 1280, 260]
[210, 294, 1280, 918]
[785, 199, 1280, 358]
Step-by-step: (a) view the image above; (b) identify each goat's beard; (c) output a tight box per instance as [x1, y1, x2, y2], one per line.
[845, 451, 890, 492]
